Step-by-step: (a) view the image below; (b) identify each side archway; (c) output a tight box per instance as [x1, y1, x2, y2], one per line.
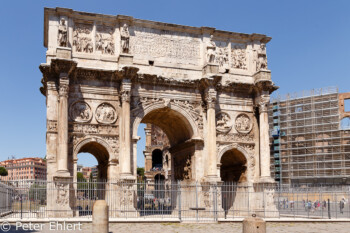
[217, 144, 251, 183]
[73, 137, 113, 181]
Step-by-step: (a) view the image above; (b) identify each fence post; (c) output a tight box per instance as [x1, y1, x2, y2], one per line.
[335, 193, 338, 219]
[263, 185, 265, 218]
[178, 182, 181, 222]
[214, 183, 217, 222]
[328, 198, 331, 219]
[20, 194, 23, 219]
[307, 189, 309, 218]
[348, 189, 350, 218]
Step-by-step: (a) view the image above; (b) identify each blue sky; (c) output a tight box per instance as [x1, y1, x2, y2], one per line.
[0, 0, 349, 167]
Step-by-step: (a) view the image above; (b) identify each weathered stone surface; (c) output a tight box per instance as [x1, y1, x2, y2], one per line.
[92, 200, 109, 233]
[243, 215, 266, 233]
[40, 7, 278, 217]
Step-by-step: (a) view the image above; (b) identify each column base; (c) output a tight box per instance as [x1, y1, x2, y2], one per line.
[205, 175, 221, 182]
[120, 173, 135, 180]
[258, 176, 275, 184]
[56, 170, 71, 177]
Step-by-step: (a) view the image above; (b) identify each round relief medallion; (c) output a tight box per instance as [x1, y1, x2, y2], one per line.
[69, 101, 92, 123]
[216, 112, 232, 133]
[95, 103, 117, 124]
[235, 113, 252, 134]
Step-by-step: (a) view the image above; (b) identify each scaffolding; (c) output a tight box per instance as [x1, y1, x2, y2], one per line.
[269, 87, 350, 186]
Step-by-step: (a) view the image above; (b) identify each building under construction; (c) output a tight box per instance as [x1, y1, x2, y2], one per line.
[269, 87, 350, 186]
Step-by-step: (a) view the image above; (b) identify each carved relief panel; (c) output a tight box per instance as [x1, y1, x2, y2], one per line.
[214, 41, 229, 68]
[73, 23, 93, 53]
[95, 25, 115, 55]
[231, 44, 247, 70]
[235, 113, 252, 134]
[216, 112, 232, 133]
[69, 101, 92, 123]
[95, 103, 117, 124]
[255, 43, 268, 71]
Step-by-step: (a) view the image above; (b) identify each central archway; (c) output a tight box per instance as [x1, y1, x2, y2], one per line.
[134, 104, 200, 181]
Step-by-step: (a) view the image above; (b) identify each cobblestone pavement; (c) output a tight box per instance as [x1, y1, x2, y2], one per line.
[5, 222, 350, 233]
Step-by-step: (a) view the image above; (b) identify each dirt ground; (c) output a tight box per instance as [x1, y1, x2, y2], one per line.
[4, 222, 350, 233]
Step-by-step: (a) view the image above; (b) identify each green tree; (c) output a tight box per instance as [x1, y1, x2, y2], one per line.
[0, 167, 8, 176]
[77, 172, 86, 182]
[137, 167, 145, 179]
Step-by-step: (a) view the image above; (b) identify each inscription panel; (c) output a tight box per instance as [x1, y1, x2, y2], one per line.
[130, 27, 201, 65]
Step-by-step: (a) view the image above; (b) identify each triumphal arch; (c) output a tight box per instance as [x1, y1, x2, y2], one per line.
[39, 7, 278, 217]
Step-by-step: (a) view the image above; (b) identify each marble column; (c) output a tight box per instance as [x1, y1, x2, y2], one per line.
[57, 75, 70, 175]
[45, 81, 59, 180]
[206, 87, 218, 180]
[120, 79, 132, 178]
[259, 95, 271, 178]
[132, 136, 140, 177]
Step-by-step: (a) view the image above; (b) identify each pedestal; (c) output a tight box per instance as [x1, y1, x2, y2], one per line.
[47, 176, 74, 218]
[203, 63, 219, 74]
[56, 47, 72, 59]
[253, 181, 279, 218]
[112, 179, 136, 218]
[119, 53, 134, 65]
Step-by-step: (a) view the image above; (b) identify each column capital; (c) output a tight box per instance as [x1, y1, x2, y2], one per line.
[121, 79, 132, 103]
[205, 87, 217, 109]
[258, 94, 270, 113]
[59, 78, 69, 98]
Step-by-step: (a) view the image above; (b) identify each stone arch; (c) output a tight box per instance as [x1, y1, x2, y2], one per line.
[217, 144, 252, 182]
[132, 102, 201, 144]
[341, 117, 350, 130]
[217, 144, 250, 165]
[73, 137, 113, 162]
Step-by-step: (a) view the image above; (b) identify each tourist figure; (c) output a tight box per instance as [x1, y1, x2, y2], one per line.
[340, 199, 345, 214]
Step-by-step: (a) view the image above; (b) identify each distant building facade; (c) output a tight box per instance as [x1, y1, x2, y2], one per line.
[77, 164, 83, 173]
[0, 157, 47, 185]
[144, 124, 171, 184]
[82, 167, 92, 180]
[269, 87, 350, 186]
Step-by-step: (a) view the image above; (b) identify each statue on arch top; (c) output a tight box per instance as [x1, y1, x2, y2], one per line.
[58, 18, 68, 47]
[121, 24, 130, 53]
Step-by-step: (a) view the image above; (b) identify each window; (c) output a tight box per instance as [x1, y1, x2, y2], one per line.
[345, 99, 350, 112]
[295, 106, 303, 113]
[341, 117, 350, 130]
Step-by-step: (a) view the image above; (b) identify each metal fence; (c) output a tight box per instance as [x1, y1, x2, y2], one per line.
[1, 179, 350, 221]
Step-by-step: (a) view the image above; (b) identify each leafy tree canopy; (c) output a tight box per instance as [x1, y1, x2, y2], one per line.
[0, 167, 8, 176]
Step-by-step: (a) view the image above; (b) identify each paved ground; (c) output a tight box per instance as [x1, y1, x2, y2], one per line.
[4, 222, 350, 233]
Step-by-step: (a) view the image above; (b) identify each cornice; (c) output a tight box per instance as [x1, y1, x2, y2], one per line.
[44, 7, 272, 49]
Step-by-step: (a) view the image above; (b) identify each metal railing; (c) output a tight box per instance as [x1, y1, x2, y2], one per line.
[1, 179, 350, 221]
